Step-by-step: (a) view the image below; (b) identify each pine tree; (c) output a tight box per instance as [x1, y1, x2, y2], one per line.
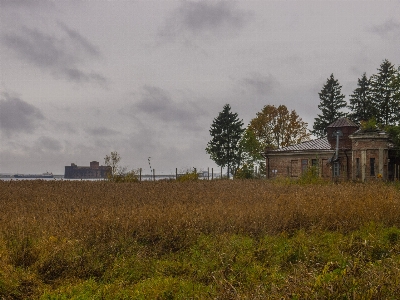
[312, 74, 347, 137]
[370, 59, 400, 126]
[348, 73, 374, 124]
[394, 66, 400, 126]
[206, 104, 244, 178]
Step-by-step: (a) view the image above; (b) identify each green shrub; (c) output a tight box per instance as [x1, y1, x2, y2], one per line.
[176, 171, 198, 182]
[235, 164, 255, 179]
[108, 170, 139, 183]
[298, 166, 325, 184]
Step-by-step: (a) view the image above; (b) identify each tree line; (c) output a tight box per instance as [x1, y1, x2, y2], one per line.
[206, 59, 400, 178]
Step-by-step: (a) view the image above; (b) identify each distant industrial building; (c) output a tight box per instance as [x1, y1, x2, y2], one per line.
[64, 161, 110, 179]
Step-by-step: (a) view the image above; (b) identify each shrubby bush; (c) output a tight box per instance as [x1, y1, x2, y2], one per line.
[176, 170, 199, 182]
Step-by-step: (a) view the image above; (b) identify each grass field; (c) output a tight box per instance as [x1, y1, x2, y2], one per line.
[1, 179, 400, 299]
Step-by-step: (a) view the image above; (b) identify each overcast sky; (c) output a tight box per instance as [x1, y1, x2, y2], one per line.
[1, 0, 399, 175]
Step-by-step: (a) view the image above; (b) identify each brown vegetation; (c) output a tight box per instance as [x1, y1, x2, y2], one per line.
[1, 180, 400, 298]
[2, 180, 399, 241]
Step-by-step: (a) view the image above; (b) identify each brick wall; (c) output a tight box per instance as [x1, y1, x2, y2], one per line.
[350, 133, 390, 181]
[266, 151, 335, 179]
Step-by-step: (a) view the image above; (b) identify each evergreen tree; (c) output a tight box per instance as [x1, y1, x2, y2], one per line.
[394, 66, 400, 125]
[206, 104, 244, 178]
[370, 59, 400, 126]
[348, 73, 374, 124]
[312, 74, 347, 137]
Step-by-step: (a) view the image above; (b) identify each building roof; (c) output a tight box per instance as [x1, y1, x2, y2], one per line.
[269, 137, 332, 153]
[265, 118, 361, 155]
[327, 117, 358, 128]
[350, 128, 390, 138]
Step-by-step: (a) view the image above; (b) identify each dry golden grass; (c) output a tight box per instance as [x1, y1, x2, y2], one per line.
[1, 180, 400, 253]
[1, 179, 400, 298]
[5, 180, 399, 227]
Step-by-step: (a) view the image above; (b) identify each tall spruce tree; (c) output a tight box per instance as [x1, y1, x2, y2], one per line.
[370, 59, 400, 126]
[312, 74, 347, 137]
[394, 66, 400, 125]
[348, 73, 374, 124]
[206, 104, 244, 178]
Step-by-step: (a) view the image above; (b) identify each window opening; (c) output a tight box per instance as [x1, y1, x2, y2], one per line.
[356, 158, 360, 178]
[333, 161, 340, 177]
[301, 159, 308, 174]
[370, 158, 375, 176]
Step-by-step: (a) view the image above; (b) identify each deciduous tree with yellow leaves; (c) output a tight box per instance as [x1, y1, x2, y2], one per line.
[248, 104, 310, 150]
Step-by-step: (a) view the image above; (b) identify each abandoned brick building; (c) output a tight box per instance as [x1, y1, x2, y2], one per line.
[64, 161, 111, 179]
[264, 118, 400, 181]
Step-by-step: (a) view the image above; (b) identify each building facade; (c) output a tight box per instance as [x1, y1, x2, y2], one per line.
[64, 161, 111, 179]
[264, 118, 400, 181]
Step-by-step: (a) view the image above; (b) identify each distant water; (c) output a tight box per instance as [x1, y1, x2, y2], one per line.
[0, 177, 104, 181]
[0, 173, 217, 181]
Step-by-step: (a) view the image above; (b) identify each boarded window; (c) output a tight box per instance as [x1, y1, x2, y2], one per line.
[370, 158, 375, 176]
[291, 160, 298, 177]
[312, 159, 318, 167]
[356, 158, 360, 178]
[322, 159, 329, 177]
[311, 159, 319, 176]
[333, 162, 340, 177]
[301, 159, 308, 174]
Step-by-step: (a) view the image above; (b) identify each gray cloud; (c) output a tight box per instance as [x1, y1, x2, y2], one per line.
[34, 136, 63, 152]
[369, 19, 400, 37]
[50, 120, 77, 134]
[159, 1, 251, 40]
[61, 68, 107, 85]
[58, 22, 100, 57]
[179, 1, 249, 33]
[0, 0, 54, 9]
[86, 126, 119, 137]
[0, 93, 44, 136]
[242, 73, 280, 96]
[131, 85, 206, 130]
[1, 25, 106, 85]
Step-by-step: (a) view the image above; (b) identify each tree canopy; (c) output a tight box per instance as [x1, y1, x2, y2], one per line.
[348, 73, 374, 124]
[236, 127, 265, 178]
[312, 74, 347, 137]
[249, 104, 310, 150]
[104, 151, 138, 182]
[206, 104, 244, 178]
[370, 59, 400, 126]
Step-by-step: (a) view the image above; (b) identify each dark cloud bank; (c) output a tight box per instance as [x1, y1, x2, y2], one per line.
[159, 1, 252, 40]
[131, 85, 206, 131]
[0, 93, 44, 136]
[1, 24, 107, 85]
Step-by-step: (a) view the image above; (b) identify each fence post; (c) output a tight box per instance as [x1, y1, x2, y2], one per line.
[139, 168, 142, 182]
[153, 169, 155, 181]
[212, 168, 213, 180]
[221, 166, 222, 179]
[176, 168, 178, 180]
[208, 167, 210, 180]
